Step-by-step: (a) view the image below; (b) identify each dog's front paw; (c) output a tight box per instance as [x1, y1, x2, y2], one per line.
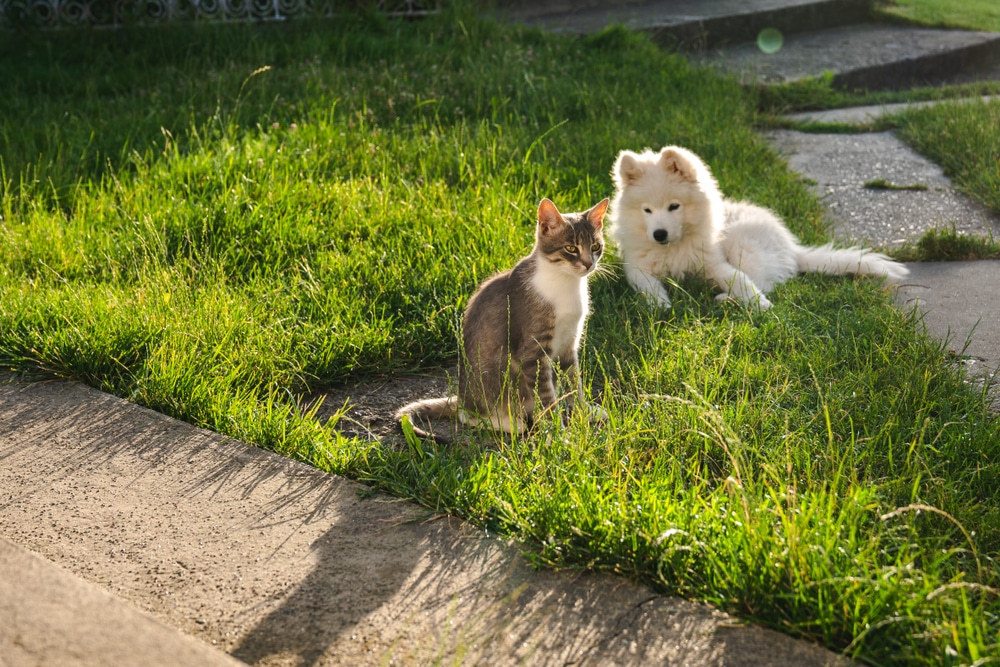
[642, 290, 672, 310]
[717, 291, 772, 310]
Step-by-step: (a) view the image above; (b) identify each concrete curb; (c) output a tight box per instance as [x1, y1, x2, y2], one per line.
[0, 377, 854, 666]
[507, 0, 871, 49]
[0, 537, 246, 667]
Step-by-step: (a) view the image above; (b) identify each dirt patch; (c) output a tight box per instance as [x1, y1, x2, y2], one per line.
[314, 369, 459, 444]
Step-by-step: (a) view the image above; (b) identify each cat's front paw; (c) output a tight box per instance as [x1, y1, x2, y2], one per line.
[586, 403, 608, 423]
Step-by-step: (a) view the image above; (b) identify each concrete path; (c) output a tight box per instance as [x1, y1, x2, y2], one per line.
[782, 95, 1000, 125]
[763, 102, 1000, 411]
[897, 261, 1000, 411]
[698, 24, 1000, 89]
[510, 0, 1000, 90]
[0, 538, 245, 667]
[0, 377, 851, 667]
[767, 129, 1000, 248]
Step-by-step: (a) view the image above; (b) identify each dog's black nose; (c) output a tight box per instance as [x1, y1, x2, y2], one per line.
[653, 229, 668, 243]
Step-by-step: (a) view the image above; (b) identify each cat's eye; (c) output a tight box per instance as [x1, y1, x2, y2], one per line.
[565, 245, 578, 254]
[668, 203, 680, 211]
[591, 243, 602, 252]
[643, 207, 652, 214]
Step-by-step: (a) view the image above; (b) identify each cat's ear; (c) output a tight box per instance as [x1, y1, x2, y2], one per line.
[613, 151, 645, 187]
[586, 198, 609, 230]
[537, 198, 565, 236]
[659, 146, 701, 182]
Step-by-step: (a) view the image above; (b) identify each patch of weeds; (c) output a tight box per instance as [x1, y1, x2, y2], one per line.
[895, 227, 1000, 261]
[864, 178, 929, 191]
[754, 74, 1000, 118]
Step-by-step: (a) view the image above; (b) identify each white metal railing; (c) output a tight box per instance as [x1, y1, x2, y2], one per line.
[1, 0, 435, 28]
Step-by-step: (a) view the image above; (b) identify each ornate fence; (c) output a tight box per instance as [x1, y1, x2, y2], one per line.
[1, 0, 435, 28]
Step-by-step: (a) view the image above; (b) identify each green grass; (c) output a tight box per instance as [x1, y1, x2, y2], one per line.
[892, 97, 1000, 214]
[2, 9, 1000, 666]
[895, 227, 1000, 261]
[864, 178, 930, 191]
[756, 70, 1000, 116]
[876, 0, 1000, 32]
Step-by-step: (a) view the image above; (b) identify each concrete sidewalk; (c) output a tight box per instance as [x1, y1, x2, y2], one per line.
[896, 261, 1000, 412]
[0, 377, 851, 667]
[764, 103, 1000, 412]
[0, 538, 245, 667]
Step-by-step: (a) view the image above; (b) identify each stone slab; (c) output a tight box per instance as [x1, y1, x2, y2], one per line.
[766, 129, 1000, 247]
[698, 24, 1000, 89]
[509, 0, 870, 47]
[782, 95, 1000, 125]
[0, 537, 246, 667]
[897, 260, 1000, 411]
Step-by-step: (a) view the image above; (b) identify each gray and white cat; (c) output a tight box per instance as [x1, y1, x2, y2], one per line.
[395, 197, 609, 442]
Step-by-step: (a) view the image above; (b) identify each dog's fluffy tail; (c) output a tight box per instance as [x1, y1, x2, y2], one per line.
[394, 396, 459, 444]
[796, 243, 909, 282]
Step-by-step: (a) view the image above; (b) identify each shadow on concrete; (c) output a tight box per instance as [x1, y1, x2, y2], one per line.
[0, 376, 853, 666]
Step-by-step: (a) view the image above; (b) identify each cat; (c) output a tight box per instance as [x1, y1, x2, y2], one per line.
[394, 197, 609, 443]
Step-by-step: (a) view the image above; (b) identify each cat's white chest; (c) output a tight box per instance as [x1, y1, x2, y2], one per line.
[532, 262, 588, 356]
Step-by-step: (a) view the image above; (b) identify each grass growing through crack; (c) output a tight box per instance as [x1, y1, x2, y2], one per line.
[2, 9, 1000, 665]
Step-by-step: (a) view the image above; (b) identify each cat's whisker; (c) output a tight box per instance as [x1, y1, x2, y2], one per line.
[590, 263, 617, 280]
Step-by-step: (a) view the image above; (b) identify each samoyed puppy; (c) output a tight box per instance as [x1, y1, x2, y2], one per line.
[608, 145, 908, 310]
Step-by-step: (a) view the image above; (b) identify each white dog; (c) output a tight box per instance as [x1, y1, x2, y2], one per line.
[608, 145, 909, 310]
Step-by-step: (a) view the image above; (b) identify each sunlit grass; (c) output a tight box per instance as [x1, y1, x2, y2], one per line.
[2, 9, 999, 665]
[876, 0, 1000, 32]
[892, 97, 1000, 214]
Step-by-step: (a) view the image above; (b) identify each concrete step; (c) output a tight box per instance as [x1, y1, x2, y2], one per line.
[699, 24, 1000, 90]
[512, 0, 872, 49]
[507, 0, 1000, 90]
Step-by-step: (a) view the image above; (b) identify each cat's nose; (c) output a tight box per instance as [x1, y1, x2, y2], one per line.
[652, 229, 668, 244]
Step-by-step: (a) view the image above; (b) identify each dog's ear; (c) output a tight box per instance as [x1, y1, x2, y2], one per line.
[537, 198, 565, 236]
[614, 151, 645, 186]
[659, 146, 700, 182]
[585, 198, 609, 230]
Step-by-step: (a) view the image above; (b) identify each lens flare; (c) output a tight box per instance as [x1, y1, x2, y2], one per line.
[757, 28, 784, 54]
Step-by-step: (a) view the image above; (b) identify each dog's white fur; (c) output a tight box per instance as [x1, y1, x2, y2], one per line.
[608, 145, 909, 310]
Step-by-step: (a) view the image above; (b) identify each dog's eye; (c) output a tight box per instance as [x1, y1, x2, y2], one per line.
[668, 203, 680, 211]
[565, 245, 578, 254]
[643, 207, 652, 214]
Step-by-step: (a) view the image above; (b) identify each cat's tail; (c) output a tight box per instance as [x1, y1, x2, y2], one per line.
[796, 243, 909, 282]
[394, 396, 459, 445]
